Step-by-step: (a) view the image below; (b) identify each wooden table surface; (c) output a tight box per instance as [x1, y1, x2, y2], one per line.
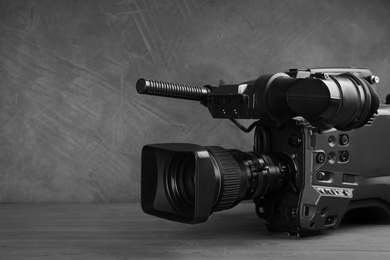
[0, 203, 389, 259]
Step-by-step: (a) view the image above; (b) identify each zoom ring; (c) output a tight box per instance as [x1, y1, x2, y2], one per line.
[136, 78, 209, 101]
[207, 147, 241, 212]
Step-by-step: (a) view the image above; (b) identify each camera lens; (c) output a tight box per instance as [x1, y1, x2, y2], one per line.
[141, 143, 293, 224]
[165, 153, 196, 214]
[164, 147, 292, 214]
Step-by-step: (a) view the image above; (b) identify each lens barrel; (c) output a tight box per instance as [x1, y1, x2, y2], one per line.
[141, 143, 291, 224]
[204, 147, 290, 212]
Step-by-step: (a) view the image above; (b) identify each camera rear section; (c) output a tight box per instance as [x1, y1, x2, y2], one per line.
[258, 105, 390, 237]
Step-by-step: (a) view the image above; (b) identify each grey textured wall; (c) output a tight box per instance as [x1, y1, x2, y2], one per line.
[0, 0, 389, 203]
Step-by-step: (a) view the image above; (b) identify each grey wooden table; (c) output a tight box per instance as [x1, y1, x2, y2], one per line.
[0, 203, 389, 259]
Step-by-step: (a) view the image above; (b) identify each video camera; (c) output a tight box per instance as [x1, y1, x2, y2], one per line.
[137, 68, 390, 237]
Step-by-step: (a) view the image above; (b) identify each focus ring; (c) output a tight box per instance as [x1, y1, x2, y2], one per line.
[206, 147, 241, 212]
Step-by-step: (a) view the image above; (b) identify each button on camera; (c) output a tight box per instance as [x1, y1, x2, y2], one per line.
[339, 151, 349, 163]
[316, 152, 326, 164]
[339, 134, 349, 146]
[317, 171, 331, 181]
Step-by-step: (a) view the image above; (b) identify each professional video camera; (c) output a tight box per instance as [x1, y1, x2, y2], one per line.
[137, 68, 390, 237]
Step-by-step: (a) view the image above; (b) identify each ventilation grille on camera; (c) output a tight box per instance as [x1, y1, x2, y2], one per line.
[365, 113, 377, 126]
[206, 147, 241, 212]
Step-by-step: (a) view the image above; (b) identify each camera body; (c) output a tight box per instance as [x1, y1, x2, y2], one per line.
[137, 68, 390, 237]
[251, 111, 390, 236]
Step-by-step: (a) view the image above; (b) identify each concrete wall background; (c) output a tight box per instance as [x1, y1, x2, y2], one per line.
[0, 0, 389, 203]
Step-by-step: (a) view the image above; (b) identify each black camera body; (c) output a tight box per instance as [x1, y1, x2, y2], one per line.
[137, 68, 390, 237]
